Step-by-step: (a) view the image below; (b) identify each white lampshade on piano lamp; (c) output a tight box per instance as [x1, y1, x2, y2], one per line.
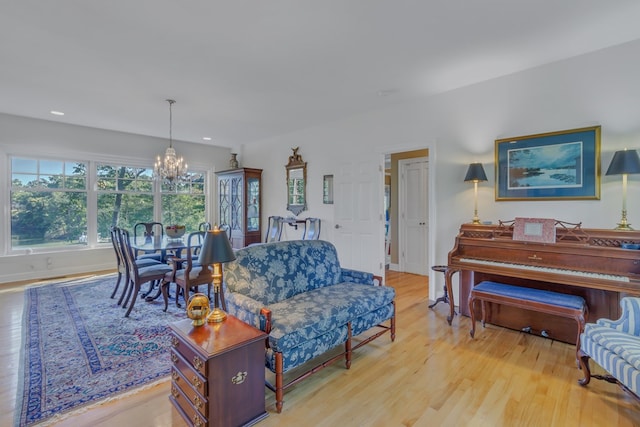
[606, 149, 640, 230]
[464, 163, 488, 224]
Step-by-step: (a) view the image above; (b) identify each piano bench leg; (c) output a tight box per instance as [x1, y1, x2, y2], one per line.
[469, 295, 477, 338]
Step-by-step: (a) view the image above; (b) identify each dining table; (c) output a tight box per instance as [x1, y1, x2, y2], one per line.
[131, 235, 193, 262]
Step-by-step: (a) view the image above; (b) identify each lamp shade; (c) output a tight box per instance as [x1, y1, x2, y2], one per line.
[198, 229, 236, 265]
[606, 150, 640, 175]
[464, 163, 488, 182]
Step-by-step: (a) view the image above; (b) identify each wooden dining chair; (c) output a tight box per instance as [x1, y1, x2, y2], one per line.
[198, 221, 212, 232]
[219, 223, 232, 242]
[110, 226, 163, 305]
[162, 231, 213, 311]
[302, 218, 321, 240]
[133, 221, 164, 261]
[118, 227, 173, 317]
[265, 216, 284, 242]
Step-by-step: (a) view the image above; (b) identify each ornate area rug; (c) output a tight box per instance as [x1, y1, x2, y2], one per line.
[16, 274, 185, 426]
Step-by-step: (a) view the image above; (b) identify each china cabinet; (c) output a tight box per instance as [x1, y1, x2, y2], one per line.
[216, 168, 262, 249]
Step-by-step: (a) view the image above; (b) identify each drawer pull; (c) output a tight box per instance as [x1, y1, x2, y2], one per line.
[171, 385, 179, 399]
[231, 371, 247, 385]
[192, 376, 202, 388]
[171, 353, 178, 364]
[171, 336, 180, 348]
[193, 355, 204, 371]
[171, 370, 179, 382]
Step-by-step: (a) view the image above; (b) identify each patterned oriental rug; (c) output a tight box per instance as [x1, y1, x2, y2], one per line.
[16, 274, 185, 426]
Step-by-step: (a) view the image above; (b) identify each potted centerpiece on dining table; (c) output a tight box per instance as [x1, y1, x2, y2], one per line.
[166, 225, 186, 240]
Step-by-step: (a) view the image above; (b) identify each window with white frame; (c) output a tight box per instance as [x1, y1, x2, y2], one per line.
[11, 157, 88, 249]
[10, 156, 207, 252]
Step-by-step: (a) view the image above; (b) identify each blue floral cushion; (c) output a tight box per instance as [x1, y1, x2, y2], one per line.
[266, 327, 349, 373]
[225, 240, 344, 305]
[266, 283, 395, 352]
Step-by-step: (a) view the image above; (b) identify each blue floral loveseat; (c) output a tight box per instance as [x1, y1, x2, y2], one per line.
[223, 240, 396, 413]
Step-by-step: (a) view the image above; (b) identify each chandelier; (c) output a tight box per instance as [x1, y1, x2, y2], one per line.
[153, 99, 188, 189]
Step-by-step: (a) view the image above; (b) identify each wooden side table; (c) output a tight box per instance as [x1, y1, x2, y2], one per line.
[169, 316, 268, 427]
[429, 265, 457, 325]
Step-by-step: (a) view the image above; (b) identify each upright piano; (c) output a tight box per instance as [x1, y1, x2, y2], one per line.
[445, 221, 640, 344]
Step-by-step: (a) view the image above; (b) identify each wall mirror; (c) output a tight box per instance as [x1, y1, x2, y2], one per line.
[286, 147, 307, 216]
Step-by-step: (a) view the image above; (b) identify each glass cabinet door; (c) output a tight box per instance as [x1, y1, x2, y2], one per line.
[247, 177, 260, 232]
[216, 168, 262, 248]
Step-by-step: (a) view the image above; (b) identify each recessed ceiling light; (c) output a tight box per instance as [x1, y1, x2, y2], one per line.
[376, 89, 398, 97]
[50, 110, 65, 116]
[202, 137, 212, 141]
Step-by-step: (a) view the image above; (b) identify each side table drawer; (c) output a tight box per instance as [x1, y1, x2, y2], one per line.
[171, 349, 208, 397]
[171, 366, 208, 418]
[171, 333, 207, 376]
[170, 383, 208, 427]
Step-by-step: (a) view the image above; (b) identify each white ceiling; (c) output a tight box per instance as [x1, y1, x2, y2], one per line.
[2, 1, 640, 148]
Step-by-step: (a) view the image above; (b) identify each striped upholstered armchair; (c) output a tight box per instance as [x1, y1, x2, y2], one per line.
[578, 297, 640, 400]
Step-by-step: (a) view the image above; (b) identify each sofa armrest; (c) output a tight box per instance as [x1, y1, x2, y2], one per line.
[224, 291, 267, 330]
[340, 267, 376, 285]
[597, 296, 640, 336]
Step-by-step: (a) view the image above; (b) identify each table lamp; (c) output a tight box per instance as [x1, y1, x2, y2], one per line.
[606, 149, 640, 230]
[198, 226, 236, 322]
[464, 163, 488, 224]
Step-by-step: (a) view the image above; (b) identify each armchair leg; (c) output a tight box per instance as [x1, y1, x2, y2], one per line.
[577, 349, 591, 386]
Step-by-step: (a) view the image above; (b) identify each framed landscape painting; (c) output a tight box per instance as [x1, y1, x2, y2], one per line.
[495, 126, 601, 201]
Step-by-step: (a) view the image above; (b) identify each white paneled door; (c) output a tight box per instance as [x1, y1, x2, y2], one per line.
[399, 157, 428, 275]
[333, 158, 385, 280]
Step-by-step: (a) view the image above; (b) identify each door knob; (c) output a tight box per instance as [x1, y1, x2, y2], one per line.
[335, 224, 341, 229]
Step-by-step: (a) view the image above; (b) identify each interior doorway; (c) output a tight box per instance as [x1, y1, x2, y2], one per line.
[385, 149, 429, 275]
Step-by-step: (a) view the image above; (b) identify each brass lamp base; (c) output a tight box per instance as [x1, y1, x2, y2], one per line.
[615, 210, 633, 230]
[207, 307, 227, 323]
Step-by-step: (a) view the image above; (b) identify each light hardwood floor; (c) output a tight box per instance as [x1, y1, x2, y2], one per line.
[2, 271, 638, 426]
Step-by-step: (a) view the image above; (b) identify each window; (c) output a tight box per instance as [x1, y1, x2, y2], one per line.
[9, 156, 208, 252]
[11, 157, 88, 249]
[161, 172, 206, 230]
[96, 164, 155, 241]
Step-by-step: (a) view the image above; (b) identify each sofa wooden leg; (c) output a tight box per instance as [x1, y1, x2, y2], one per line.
[391, 301, 396, 341]
[275, 352, 284, 413]
[577, 349, 591, 386]
[345, 323, 352, 369]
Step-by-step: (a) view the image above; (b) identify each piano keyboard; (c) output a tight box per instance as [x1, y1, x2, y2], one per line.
[458, 257, 630, 282]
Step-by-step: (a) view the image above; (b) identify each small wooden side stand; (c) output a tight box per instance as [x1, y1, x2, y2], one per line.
[429, 265, 457, 325]
[169, 316, 268, 427]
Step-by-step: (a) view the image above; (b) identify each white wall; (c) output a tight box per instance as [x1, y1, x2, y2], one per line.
[0, 114, 231, 284]
[239, 39, 640, 301]
[3, 40, 639, 290]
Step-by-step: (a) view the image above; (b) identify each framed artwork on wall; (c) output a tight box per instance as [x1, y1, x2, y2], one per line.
[495, 126, 601, 201]
[323, 175, 334, 204]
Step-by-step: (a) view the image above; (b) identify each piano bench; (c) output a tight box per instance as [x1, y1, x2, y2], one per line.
[469, 281, 588, 352]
